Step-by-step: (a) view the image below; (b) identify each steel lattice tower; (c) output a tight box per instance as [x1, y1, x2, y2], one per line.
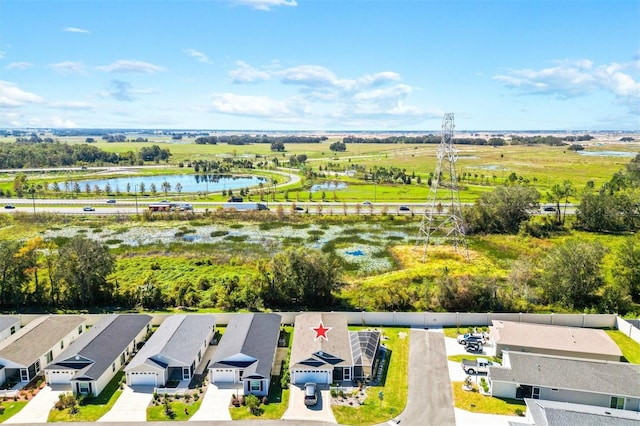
[416, 113, 469, 261]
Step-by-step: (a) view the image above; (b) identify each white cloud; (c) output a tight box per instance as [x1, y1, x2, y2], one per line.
[229, 61, 270, 83]
[184, 49, 212, 64]
[231, 0, 297, 11]
[49, 61, 85, 74]
[354, 84, 413, 102]
[6, 62, 33, 70]
[63, 27, 90, 34]
[210, 93, 293, 117]
[48, 116, 79, 128]
[278, 65, 341, 87]
[46, 101, 94, 111]
[97, 60, 166, 74]
[0, 81, 44, 108]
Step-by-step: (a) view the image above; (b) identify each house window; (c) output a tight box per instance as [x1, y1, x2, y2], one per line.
[78, 382, 90, 395]
[120, 353, 125, 365]
[610, 396, 625, 410]
[46, 351, 53, 363]
[250, 381, 261, 392]
[10, 326, 15, 335]
[239, 370, 244, 379]
[78, 325, 83, 334]
[198, 350, 201, 362]
[112, 362, 116, 372]
[60, 340, 64, 349]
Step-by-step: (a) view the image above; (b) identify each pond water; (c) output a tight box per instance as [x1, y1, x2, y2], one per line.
[311, 182, 347, 192]
[577, 151, 638, 157]
[50, 174, 267, 194]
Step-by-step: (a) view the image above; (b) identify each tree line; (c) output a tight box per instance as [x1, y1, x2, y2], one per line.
[195, 135, 327, 145]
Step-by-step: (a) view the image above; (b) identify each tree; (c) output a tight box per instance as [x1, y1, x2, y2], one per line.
[575, 190, 633, 232]
[175, 183, 183, 195]
[270, 141, 285, 152]
[16, 237, 46, 306]
[56, 236, 115, 308]
[0, 240, 28, 309]
[329, 141, 347, 152]
[161, 181, 171, 197]
[465, 186, 540, 234]
[614, 236, 640, 302]
[540, 239, 607, 309]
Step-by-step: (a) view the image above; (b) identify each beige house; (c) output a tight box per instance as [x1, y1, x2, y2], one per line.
[490, 320, 622, 361]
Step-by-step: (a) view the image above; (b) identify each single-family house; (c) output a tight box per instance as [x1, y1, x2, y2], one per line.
[0, 315, 85, 386]
[0, 316, 21, 342]
[44, 314, 152, 396]
[125, 314, 215, 387]
[490, 320, 622, 361]
[289, 312, 380, 385]
[520, 398, 640, 426]
[489, 351, 640, 412]
[209, 313, 281, 396]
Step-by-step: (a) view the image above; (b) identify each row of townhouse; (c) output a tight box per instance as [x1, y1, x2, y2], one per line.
[0, 311, 383, 400]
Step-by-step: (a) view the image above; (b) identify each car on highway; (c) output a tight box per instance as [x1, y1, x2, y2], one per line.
[4, 205, 15, 209]
[304, 383, 318, 406]
[82, 206, 95, 212]
[398, 206, 411, 212]
[542, 206, 556, 212]
[294, 206, 305, 211]
[363, 200, 372, 205]
[106, 199, 116, 204]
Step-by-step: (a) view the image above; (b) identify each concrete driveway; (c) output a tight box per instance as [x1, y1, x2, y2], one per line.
[4, 384, 69, 424]
[97, 385, 154, 422]
[188, 383, 236, 422]
[282, 384, 336, 423]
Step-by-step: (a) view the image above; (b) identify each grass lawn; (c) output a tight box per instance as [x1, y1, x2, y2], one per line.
[442, 327, 489, 340]
[148, 398, 202, 421]
[606, 330, 640, 363]
[47, 372, 124, 422]
[451, 381, 525, 416]
[332, 327, 409, 425]
[0, 401, 28, 422]
[447, 354, 501, 364]
[230, 387, 290, 420]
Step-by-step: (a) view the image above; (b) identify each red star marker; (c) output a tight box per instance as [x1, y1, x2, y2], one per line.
[311, 321, 332, 341]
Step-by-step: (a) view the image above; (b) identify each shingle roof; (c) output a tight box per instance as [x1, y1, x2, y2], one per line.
[524, 398, 640, 426]
[489, 351, 640, 398]
[290, 313, 353, 370]
[0, 315, 85, 366]
[126, 314, 215, 371]
[209, 313, 281, 379]
[490, 320, 622, 358]
[45, 314, 152, 380]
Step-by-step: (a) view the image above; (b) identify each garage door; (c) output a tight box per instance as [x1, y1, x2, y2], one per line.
[47, 370, 75, 385]
[128, 372, 157, 386]
[211, 369, 235, 383]
[293, 370, 330, 385]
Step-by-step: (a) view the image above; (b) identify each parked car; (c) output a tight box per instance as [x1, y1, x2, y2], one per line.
[82, 206, 95, 212]
[106, 199, 116, 204]
[465, 342, 483, 353]
[457, 333, 486, 345]
[398, 206, 411, 212]
[304, 383, 318, 406]
[461, 357, 498, 374]
[4, 205, 15, 209]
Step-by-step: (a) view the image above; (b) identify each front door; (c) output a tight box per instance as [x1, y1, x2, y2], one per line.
[20, 369, 29, 382]
[343, 367, 351, 381]
[182, 368, 190, 380]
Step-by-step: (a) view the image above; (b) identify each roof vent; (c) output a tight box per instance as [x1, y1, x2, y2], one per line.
[319, 351, 324, 356]
[605, 412, 611, 415]
[75, 355, 80, 360]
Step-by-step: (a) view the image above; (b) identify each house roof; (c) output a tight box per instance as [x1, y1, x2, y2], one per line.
[126, 314, 215, 372]
[209, 313, 280, 379]
[0, 316, 20, 334]
[489, 351, 640, 398]
[0, 315, 85, 366]
[45, 314, 152, 381]
[290, 312, 353, 371]
[523, 398, 640, 426]
[350, 330, 380, 368]
[490, 320, 622, 358]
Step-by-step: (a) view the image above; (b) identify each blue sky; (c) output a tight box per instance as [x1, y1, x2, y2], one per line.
[1, 0, 639, 130]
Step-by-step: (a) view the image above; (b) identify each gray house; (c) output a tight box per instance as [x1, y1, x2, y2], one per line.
[490, 320, 622, 361]
[519, 399, 640, 426]
[209, 313, 280, 397]
[490, 351, 640, 412]
[125, 314, 215, 387]
[0, 316, 21, 342]
[0, 315, 85, 386]
[44, 314, 152, 397]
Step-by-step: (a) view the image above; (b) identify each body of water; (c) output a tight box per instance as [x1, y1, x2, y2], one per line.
[577, 151, 638, 157]
[311, 182, 348, 192]
[51, 174, 267, 194]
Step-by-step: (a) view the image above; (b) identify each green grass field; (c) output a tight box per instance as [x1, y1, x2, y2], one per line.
[451, 381, 525, 416]
[605, 330, 640, 363]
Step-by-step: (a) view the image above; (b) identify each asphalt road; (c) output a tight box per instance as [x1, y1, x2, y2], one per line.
[393, 329, 456, 426]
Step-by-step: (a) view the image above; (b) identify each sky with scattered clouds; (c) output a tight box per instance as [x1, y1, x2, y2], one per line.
[1, 0, 638, 130]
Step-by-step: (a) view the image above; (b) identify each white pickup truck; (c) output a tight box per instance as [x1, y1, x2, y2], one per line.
[461, 357, 498, 374]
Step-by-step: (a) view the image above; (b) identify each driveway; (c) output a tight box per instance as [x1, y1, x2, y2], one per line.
[188, 383, 236, 422]
[4, 384, 69, 424]
[392, 329, 456, 426]
[282, 384, 336, 423]
[97, 385, 154, 422]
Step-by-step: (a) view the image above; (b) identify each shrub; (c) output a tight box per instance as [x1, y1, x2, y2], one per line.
[0, 405, 4, 415]
[515, 408, 524, 416]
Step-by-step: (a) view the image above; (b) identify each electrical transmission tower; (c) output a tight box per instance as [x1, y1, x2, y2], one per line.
[416, 113, 469, 261]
